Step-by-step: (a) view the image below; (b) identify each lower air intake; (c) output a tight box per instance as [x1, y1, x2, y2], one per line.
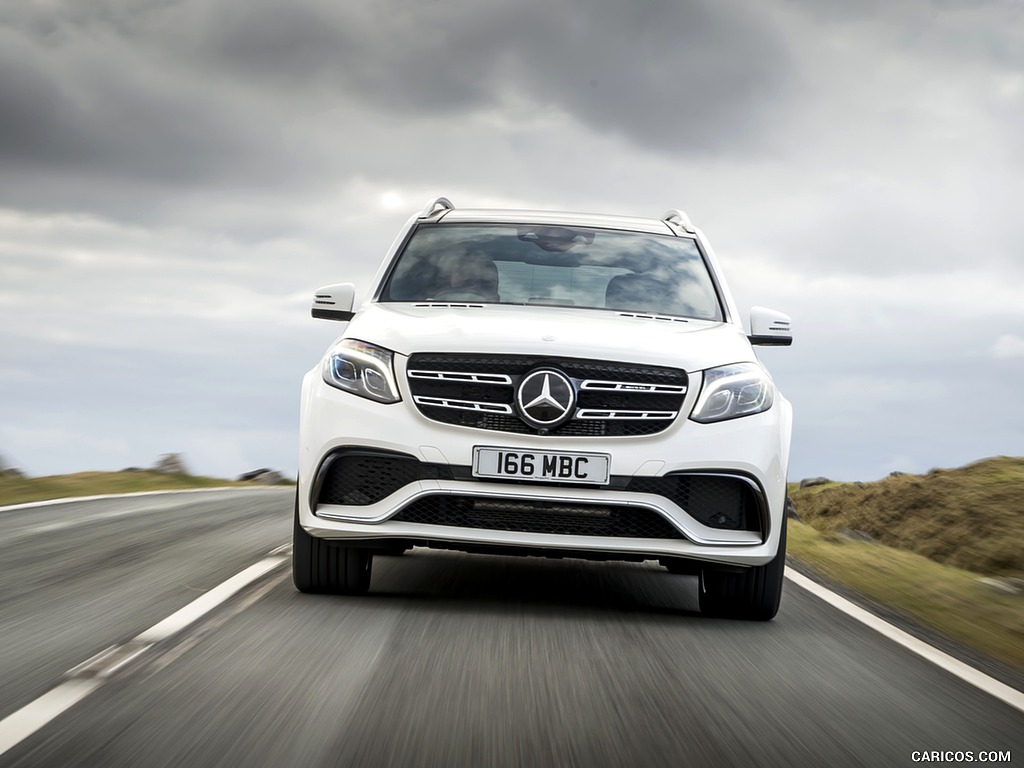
[391, 496, 685, 539]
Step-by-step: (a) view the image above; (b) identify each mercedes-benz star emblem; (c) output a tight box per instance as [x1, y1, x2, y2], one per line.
[516, 369, 575, 429]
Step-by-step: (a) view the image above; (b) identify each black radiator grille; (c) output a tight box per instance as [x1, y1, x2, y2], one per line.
[391, 496, 684, 539]
[406, 354, 688, 436]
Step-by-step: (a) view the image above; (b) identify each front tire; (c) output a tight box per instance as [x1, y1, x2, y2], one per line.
[292, 493, 373, 595]
[699, 516, 786, 621]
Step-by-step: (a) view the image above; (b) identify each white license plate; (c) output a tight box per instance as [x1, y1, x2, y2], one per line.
[473, 447, 611, 485]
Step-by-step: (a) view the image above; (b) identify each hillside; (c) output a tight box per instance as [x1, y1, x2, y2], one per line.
[0, 470, 269, 507]
[790, 457, 1024, 577]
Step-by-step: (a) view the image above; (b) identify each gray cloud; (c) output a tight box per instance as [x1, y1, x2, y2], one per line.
[0, 1, 798, 195]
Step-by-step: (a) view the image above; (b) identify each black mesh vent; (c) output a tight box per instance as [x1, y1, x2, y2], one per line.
[391, 496, 684, 539]
[316, 451, 453, 506]
[626, 474, 760, 531]
[407, 353, 688, 437]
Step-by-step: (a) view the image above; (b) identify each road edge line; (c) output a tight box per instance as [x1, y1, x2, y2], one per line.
[785, 566, 1024, 715]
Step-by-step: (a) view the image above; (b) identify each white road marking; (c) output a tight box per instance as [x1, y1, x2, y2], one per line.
[0, 681, 102, 757]
[66, 642, 154, 680]
[785, 567, 1024, 715]
[0, 550, 288, 758]
[135, 557, 285, 643]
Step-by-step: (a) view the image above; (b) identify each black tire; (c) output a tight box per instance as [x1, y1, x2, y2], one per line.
[292, 493, 373, 595]
[699, 515, 786, 621]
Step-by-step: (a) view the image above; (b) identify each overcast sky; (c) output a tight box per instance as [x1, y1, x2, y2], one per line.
[1, 0, 1022, 483]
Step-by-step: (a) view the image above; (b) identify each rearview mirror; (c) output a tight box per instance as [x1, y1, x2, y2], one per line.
[748, 306, 792, 346]
[311, 283, 356, 321]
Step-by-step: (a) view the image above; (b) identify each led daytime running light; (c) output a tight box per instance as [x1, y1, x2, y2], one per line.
[322, 339, 401, 404]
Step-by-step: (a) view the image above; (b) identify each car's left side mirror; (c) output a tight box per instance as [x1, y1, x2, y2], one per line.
[748, 306, 792, 346]
[311, 283, 356, 321]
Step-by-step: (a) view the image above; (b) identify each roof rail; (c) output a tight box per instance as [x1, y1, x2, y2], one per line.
[420, 196, 454, 219]
[661, 209, 696, 234]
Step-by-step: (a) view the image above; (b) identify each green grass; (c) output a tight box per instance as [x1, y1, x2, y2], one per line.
[787, 456, 1024, 672]
[0, 470, 282, 507]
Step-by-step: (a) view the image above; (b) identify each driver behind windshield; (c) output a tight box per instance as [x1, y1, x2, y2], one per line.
[430, 250, 500, 302]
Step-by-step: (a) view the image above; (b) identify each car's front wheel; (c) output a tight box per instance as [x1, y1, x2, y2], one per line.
[292, 492, 373, 595]
[699, 516, 786, 621]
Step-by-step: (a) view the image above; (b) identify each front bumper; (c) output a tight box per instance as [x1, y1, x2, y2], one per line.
[298, 367, 792, 568]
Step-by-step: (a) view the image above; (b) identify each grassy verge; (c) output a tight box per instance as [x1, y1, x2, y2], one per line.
[0, 471, 287, 507]
[789, 457, 1024, 577]
[787, 520, 1024, 672]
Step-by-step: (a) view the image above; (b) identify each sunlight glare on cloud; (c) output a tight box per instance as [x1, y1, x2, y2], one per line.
[379, 190, 404, 210]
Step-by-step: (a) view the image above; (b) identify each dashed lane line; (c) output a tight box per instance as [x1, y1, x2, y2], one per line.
[0, 552, 287, 758]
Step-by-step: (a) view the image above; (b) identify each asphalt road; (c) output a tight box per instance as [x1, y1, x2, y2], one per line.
[1, 490, 1021, 767]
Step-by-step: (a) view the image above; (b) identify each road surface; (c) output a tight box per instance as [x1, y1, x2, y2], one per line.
[1, 489, 1021, 766]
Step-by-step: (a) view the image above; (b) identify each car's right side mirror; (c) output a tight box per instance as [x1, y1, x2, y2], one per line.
[748, 306, 793, 346]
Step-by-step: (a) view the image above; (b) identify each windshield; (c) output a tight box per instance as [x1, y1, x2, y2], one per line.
[380, 223, 723, 321]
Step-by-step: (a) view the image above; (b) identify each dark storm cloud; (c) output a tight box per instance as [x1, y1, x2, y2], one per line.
[193, 0, 798, 153]
[0, 25, 294, 186]
[0, 0, 799, 196]
[186, 0, 799, 152]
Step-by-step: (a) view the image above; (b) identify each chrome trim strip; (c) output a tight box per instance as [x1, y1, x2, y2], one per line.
[409, 370, 512, 385]
[413, 396, 513, 414]
[576, 409, 678, 420]
[580, 380, 686, 394]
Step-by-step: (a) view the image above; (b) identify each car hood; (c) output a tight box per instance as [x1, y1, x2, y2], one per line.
[341, 303, 756, 372]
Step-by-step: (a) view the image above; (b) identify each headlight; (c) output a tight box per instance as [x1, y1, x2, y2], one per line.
[322, 339, 401, 404]
[690, 363, 774, 423]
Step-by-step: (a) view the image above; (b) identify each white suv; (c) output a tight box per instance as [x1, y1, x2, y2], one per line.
[295, 198, 793, 620]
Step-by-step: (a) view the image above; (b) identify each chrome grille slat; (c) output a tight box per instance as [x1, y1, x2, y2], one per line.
[576, 409, 678, 420]
[413, 396, 513, 414]
[409, 370, 512, 385]
[580, 380, 687, 394]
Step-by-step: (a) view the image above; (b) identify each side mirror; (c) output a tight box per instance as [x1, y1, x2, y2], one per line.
[311, 283, 356, 321]
[748, 306, 792, 346]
